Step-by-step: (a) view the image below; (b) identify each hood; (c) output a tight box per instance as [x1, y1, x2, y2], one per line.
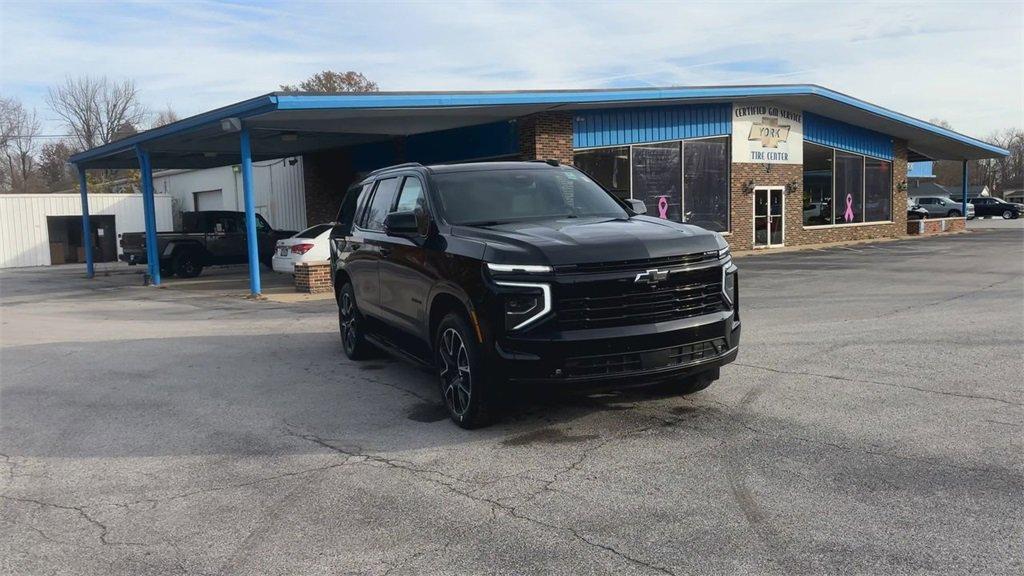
[453, 216, 724, 266]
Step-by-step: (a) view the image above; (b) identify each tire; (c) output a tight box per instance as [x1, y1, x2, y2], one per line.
[338, 282, 372, 360]
[947, 210, 961, 218]
[1003, 210, 1014, 219]
[172, 250, 203, 278]
[435, 312, 494, 429]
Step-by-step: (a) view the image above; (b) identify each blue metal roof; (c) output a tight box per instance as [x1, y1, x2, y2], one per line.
[69, 84, 1009, 169]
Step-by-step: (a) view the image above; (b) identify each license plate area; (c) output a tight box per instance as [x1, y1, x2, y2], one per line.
[640, 348, 671, 370]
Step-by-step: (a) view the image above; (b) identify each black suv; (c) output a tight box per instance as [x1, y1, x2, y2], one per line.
[329, 161, 740, 428]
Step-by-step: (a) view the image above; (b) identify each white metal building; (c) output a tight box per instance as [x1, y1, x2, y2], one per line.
[153, 156, 307, 232]
[0, 193, 172, 269]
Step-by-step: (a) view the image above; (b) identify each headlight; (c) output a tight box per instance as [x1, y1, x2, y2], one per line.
[494, 281, 551, 331]
[723, 268, 736, 306]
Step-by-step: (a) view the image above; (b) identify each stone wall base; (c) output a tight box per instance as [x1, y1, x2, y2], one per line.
[906, 217, 966, 235]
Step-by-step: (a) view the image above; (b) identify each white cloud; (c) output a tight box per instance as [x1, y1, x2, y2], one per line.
[1, 0, 1020, 140]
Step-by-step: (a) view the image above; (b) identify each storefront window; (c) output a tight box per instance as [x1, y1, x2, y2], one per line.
[865, 158, 892, 222]
[573, 146, 630, 200]
[573, 138, 731, 232]
[683, 137, 730, 232]
[803, 143, 833, 225]
[834, 152, 864, 224]
[804, 142, 891, 226]
[631, 142, 682, 221]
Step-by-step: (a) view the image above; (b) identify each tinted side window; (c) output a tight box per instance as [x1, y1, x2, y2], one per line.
[337, 185, 366, 234]
[364, 178, 400, 232]
[396, 176, 425, 213]
[353, 183, 375, 228]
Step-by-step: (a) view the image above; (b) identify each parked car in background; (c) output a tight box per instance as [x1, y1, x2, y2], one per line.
[907, 198, 929, 220]
[272, 223, 333, 273]
[120, 211, 296, 278]
[910, 196, 974, 219]
[970, 197, 1022, 219]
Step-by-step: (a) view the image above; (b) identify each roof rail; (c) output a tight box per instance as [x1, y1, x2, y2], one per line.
[367, 162, 425, 176]
[527, 159, 560, 167]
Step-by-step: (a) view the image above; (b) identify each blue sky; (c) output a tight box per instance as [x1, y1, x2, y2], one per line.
[1, 0, 1021, 140]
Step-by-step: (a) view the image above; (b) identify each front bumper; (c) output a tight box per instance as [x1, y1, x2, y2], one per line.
[491, 311, 740, 386]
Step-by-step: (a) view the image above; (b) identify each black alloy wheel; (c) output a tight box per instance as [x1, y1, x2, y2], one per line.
[338, 282, 370, 360]
[439, 327, 472, 419]
[435, 313, 492, 428]
[1003, 209, 1014, 220]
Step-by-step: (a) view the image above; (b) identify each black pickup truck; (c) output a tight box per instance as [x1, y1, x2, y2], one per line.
[120, 211, 296, 278]
[331, 161, 740, 428]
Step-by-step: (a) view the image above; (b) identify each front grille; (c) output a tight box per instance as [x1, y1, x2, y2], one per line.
[552, 251, 717, 275]
[564, 338, 729, 378]
[558, 265, 725, 330]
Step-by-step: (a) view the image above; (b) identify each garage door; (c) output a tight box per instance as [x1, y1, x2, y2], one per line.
[194, 189, 223, 211]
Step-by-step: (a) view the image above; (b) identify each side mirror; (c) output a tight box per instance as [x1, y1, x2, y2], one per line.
[625, 198, 647, 215]
[384, 211, 419, 236]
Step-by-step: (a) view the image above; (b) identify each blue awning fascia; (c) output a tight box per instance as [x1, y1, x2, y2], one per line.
[69, 94, 279, 166]
[69, 84, 1009, 168]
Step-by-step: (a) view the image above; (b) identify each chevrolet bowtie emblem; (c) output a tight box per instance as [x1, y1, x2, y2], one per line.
[748, 117, 791, 148]
[634, 268, 670, 284]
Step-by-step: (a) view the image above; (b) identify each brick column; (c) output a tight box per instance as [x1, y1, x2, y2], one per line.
[892, 139, 909, 236]
[517, 112, 574, 165]
[303, 151, 357, 225]
[294, 261, 333, 294]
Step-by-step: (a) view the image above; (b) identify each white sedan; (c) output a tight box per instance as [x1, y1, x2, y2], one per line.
[272, 223, 333, 273]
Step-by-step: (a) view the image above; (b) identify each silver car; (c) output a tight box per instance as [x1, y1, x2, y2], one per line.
[910, 196, 975, 219]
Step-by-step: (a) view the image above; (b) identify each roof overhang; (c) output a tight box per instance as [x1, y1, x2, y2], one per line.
[70, 84, 1009, 170]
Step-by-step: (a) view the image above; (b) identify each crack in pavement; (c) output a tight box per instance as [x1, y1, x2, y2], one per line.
[1, 494, 143, 547]
[107, 460, 359, 511]
[733, 361, 1022, 407]
[281, 424, 678, 576]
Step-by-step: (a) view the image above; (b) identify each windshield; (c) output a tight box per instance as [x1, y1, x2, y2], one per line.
[432, 167, 628, 225]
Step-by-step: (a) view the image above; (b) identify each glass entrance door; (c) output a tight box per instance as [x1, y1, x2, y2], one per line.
[753, 187, 784, 248]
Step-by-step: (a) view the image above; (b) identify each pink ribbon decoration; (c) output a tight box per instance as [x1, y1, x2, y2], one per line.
[843, 193, 855, 223]
[658, 196, 669, 219]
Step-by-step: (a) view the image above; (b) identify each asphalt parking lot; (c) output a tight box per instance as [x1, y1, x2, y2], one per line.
[2, 228, 1022, 575]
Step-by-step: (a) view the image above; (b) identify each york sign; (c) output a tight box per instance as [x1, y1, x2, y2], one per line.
[732, 103, 804, 165]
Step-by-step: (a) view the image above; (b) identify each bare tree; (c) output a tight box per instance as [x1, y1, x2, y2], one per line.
[280, 70, 378, 93]
[46, 76, 147, 151]
[0, 96, 42, 193]
[152, 105, 180, 128]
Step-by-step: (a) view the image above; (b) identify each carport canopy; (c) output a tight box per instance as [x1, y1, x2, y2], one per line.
[69, 84, 1009, 293]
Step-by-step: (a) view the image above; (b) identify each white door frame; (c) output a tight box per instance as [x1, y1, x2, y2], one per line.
[752, 186, 786, 248]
